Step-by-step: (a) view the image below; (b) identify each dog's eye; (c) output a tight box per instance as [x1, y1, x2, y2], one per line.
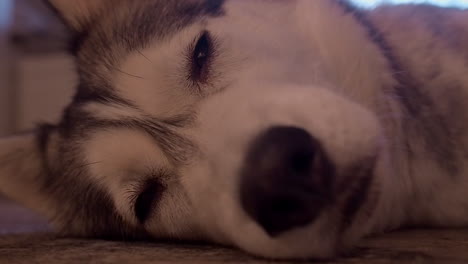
[190, 31, 213, 83]
[134, 179, 165, 224]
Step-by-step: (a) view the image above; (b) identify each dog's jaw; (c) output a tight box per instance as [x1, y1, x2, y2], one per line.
[178, 83, 383, 258]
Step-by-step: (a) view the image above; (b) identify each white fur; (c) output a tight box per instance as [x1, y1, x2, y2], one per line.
[113, 0, 395, 258]
[2, 0, 468, 259]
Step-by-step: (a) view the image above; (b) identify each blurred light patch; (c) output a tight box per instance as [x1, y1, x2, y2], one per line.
[0, 0, 12, 29]
[352, 0, 468, 8]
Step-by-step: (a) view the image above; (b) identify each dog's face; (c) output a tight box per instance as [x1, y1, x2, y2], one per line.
[3, 0, 392, 259]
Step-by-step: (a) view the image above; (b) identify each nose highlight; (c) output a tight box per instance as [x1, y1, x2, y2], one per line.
[240, 126, 334, 237]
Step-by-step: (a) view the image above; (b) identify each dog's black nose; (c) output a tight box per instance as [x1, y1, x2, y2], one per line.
[240, 126, 334, 237]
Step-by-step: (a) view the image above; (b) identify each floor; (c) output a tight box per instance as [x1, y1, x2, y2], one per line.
[1, 199, 468, 264]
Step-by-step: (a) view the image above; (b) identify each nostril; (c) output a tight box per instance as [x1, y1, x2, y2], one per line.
[240, 126, 334, 237]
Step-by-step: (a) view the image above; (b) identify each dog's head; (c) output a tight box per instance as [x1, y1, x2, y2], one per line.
[0, 0, 394, 259]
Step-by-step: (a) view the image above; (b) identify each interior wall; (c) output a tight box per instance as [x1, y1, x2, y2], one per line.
[1, 0, 73, 135]
[0, 0, 13, 136]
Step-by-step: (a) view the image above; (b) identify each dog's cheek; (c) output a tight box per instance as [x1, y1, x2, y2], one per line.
[82, 129, 170, 226]
[144, 182, 205, 240]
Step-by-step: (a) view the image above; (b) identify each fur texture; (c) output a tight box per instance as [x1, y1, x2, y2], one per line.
[0, 0, 467, 259]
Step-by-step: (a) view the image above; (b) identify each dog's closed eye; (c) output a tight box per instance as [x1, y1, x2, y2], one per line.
[134, 179, 166, 224]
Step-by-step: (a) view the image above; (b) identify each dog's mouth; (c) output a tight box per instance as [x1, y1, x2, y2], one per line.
[238, 125, 377, 237]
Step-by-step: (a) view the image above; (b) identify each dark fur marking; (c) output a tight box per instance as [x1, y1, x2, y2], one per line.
[88, 118, 196, 165]
[337, 0, 459, 175]
[161, 114, 197, 128]
[338, 162, 374, 232]
[58, 106, 195, 165]
[37, 126, 150, 239]
[72, 83, 137, 108]
[417, 5, 468, 58]
[119, 0, 225, 52]
[41, 163, 150, 240]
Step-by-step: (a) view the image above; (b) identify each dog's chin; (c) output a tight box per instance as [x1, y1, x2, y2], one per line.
[182, 157, 379, 260]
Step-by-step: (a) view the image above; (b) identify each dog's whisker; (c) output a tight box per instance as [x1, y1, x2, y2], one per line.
[111, 66, 146, 80]
[137, 50, 154, 65]
[71, 161, 103, 172]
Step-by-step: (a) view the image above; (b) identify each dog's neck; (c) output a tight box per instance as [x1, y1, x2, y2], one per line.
[312, 0, 468, 230]
[297, 0, 410, 230]
[368, 5, 468, 228]
[300, 0, 468, 231]
[296, 0, 398, 110]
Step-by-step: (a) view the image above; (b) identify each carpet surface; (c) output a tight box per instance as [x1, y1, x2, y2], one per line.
[1, 199, 468, 263]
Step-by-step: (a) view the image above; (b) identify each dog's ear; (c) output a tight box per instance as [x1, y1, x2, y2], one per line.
[45, 0, 105, 32]
[0, 131, 52, 216]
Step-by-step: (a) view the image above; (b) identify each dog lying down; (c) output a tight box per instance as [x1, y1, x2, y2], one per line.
[1, 0, 468, 260]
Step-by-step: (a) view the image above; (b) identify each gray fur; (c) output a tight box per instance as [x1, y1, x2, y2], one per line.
[1, 0, 468, 259]
[36, 0, 225, 238]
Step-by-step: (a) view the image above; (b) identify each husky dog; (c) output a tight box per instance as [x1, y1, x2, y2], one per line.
[1, 0, 468, 259]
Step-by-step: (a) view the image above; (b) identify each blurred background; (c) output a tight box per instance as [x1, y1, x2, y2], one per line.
[0, 0, 467, 137]
[0, 0, 74, 137]
[356, 0, 468, 7]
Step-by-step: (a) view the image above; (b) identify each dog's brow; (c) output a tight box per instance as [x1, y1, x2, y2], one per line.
[111, 0, 226, 52]
[67, 111, 197, 165]
[72, 83, 137, 108]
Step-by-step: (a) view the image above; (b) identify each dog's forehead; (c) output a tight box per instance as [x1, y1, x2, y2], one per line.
[80, 0, 225, 51]
[118, 0, 225, 39]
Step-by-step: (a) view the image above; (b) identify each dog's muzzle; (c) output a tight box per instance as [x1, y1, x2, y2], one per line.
[240, 126, 335, 237]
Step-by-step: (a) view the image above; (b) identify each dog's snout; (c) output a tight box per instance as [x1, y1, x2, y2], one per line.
[240, 126, 334, 237]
